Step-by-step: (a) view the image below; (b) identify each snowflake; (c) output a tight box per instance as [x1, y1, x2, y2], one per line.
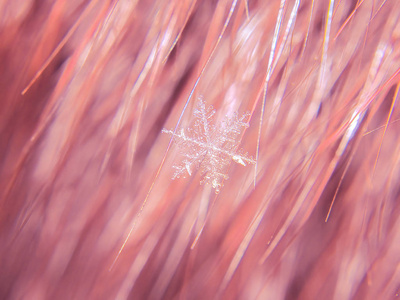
[162, 99, 255, 193]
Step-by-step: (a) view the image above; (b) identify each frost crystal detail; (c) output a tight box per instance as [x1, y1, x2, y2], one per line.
[162, 99, 255, 193]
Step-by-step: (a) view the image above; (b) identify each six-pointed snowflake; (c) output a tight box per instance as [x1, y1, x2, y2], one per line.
[162, 99, 255, 193]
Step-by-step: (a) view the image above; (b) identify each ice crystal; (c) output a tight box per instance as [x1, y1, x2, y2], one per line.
[162, 99, 255, 193]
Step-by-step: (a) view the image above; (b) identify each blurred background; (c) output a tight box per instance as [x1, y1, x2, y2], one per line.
[1, 0, 400, 299]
